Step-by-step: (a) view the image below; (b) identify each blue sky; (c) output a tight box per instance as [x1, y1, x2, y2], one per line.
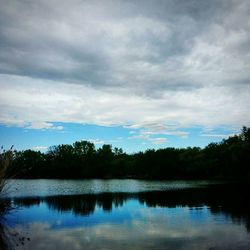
[0, 0, 249, 153]
[0, 123, 238, 153]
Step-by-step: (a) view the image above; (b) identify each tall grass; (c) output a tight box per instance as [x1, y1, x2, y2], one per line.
[0, 148, 33, 249]
[0, 147, 15, 249]
[0, 147, 13, 219]
[0, 147, 13, 197]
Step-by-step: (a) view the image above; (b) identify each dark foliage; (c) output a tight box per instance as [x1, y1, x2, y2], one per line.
[8, 126, 250, 180]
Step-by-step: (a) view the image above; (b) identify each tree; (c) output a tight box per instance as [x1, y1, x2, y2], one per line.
[73, 141, 95, 156]
[240, 126, 250, 143]
[8, 126, 250, 180]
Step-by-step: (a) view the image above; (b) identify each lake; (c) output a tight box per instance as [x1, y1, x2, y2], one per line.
[1, 179, 250, 249]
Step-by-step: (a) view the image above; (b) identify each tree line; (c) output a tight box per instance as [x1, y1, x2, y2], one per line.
[6, 126, 250, 180]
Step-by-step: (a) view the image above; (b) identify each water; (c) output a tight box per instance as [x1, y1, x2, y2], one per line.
[4, 179, 211, 197]
[1, 180, 250, 250]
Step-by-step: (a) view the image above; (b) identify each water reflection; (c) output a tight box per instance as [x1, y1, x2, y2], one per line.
[1, 183, 250, 249]
[13, 193, 128, 216]
[11, 184, 250, 230]
[0, 199, 30, 250]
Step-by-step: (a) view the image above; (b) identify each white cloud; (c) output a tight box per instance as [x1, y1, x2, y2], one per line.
[128, 134, 167, 145]
[0, 0, 249, 134]
[0, 74, 249, 132]
[84, 139, 105, 145]
[26, 122, 63, 130]
[148, 137, 168, 145]
[128, 127, 187, 145]
[200, 133, 234, 138]
[31, 146, 48, 151]
[140, 130, 188, 139]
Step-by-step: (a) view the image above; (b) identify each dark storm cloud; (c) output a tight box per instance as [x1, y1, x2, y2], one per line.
[1, 0, 249, 95]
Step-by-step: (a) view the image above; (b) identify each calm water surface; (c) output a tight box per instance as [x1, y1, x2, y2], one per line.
[1, 179, 250, 250]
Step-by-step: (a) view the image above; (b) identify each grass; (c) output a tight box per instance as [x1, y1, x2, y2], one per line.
[0, 146, 14, 218]
[0, 147, 13, 196]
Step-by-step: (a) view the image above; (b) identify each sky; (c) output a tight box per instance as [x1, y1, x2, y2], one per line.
[0, 0, 250, 153]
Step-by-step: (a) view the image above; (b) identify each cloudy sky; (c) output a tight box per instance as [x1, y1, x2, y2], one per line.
[0, 0, 250, 152]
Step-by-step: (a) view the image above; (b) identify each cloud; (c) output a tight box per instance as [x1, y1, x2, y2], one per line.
[0, 74, 249, 132]
[0, 0, 250, 132]
[128, 133, 167, 145]
[31, 146, 48, 151]
[200, 133, 234, 138]
[26, 122, 63, 130]
[1, 0, 249, 92]
[140, 130, 188, 139]
[83, 139, 105, 145]
[149, 137, 168, 145]
[128, 126, 188, 145]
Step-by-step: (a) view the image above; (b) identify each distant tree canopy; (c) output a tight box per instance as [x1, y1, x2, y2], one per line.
[5, 126, 250, 180]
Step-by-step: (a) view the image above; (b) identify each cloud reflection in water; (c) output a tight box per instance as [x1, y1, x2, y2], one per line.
[2, 184, 250, 250]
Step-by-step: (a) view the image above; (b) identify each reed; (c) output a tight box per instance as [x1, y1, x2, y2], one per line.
[0, 147, 13, 196]
[0, 147, 15, 249]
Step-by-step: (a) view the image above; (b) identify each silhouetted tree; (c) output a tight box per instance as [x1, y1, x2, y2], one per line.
[9, 126, 250, 180]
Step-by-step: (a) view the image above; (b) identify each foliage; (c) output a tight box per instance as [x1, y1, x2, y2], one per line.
[9, 126, 250, 180]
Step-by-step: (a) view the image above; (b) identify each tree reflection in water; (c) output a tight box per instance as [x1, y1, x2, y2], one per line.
[1, 183, 250, 249]
[0, 199, 10, 249]
[10, 183, 250, 232]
